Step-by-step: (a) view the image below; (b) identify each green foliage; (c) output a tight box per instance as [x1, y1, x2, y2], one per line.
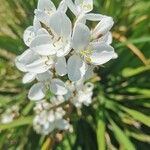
[0, 0, 149, 149]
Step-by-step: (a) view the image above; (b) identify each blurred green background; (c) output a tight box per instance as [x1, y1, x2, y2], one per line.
[0, 0, 150, 149]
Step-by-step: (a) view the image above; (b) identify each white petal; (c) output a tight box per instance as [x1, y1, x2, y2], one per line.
[72, 23, 90, 52]
[92, 17, 114, 38]
[85, 13, 104, 21]
[30, 35, 56, 56]
[55, 119, 70, 130]
[36, 71, 53, 81]
[49, 11, 72, 39]
[67, 55, 88, 81]
[15, 49, 40, 72]
[75, 14, 87, 24]
[26, 57, 51, 73]
[23, 26, 35, 46]
[55, 57, 67, 76]
[75, 79, 84, 90]
[50, 79, 68, 95]
[55, 108, 65, 119]
[56, 42, 71, 57]
[90, 43, 118, 65]
[84, 65, 94, 80]
[33, 17, 41, 31]
[98, 32, 112, 45]
[36, 28, 50, 36]
[65, 0, 78, 16]
[47, 122, 55, 133]
[37, 0, 56, 12]
[22, 72, 36, 84]
[15, 58, 27, 72]
[58, 0, 68, 12]
[28, 83, 46, 101]
[35, 10, 51, 26]
[75, 0, 93, 13]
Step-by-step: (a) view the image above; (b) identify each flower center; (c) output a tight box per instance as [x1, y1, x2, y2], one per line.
[80, 49, 93, 63]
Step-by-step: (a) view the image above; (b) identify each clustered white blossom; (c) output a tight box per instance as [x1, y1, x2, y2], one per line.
[33, 99, 70, 135]
[15, 0, 117, 135]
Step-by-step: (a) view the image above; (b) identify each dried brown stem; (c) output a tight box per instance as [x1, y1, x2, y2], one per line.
[113, 32, 148, 66]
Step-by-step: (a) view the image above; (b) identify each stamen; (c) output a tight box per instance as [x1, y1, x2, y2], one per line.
[85, 57, 91, 63]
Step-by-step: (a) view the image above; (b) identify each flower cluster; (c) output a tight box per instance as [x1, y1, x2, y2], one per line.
[33, 99, 70, 135]
[15, 0, 117, 135]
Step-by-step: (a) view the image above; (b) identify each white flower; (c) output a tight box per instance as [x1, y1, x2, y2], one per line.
[71, 82, 94, 107]
[33, 104, 70, 135]
[23, 12, 72, 77]
[34, 100, 51, 114]
[35, 0, 67, 25]
[50, 95, 66, 106]
[15, 28, 56, 75]
[67, 23, 117, 81]
[28, 71, 68, 101]
[32, 11, 72, 58]
[15, 49, 67, 77]
[63, 80, 94, 107]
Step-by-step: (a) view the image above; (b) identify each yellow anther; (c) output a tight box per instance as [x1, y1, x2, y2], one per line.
[80, 49, 93, 58]
[85, 57, 91, 63]
[80, 50, 86, 55]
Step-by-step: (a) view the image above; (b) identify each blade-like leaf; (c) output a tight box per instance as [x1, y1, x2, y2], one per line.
[109, 119, 136, 150]
[121, 106, 150, 127]
[97, 116, 106, 150]
[0, 116, 33, 130]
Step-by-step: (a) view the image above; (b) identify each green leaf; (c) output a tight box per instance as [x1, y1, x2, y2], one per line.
[122, 65, 150, 78]
[127, 87, 150, 97]
[0, 36, 23, 54]
[0, 116, 33, 131]
[109, 119, 136, 150]
[97, 117, 106, 150]
[126, 131, 150, 143]
[121, 106, 150, 127]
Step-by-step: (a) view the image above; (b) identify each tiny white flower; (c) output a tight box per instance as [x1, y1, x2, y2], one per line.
[71, 82, 94, 107]
[50, 95, 66, 106]
[33, 102, 70, 135]
[34, 100, 51, 114]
